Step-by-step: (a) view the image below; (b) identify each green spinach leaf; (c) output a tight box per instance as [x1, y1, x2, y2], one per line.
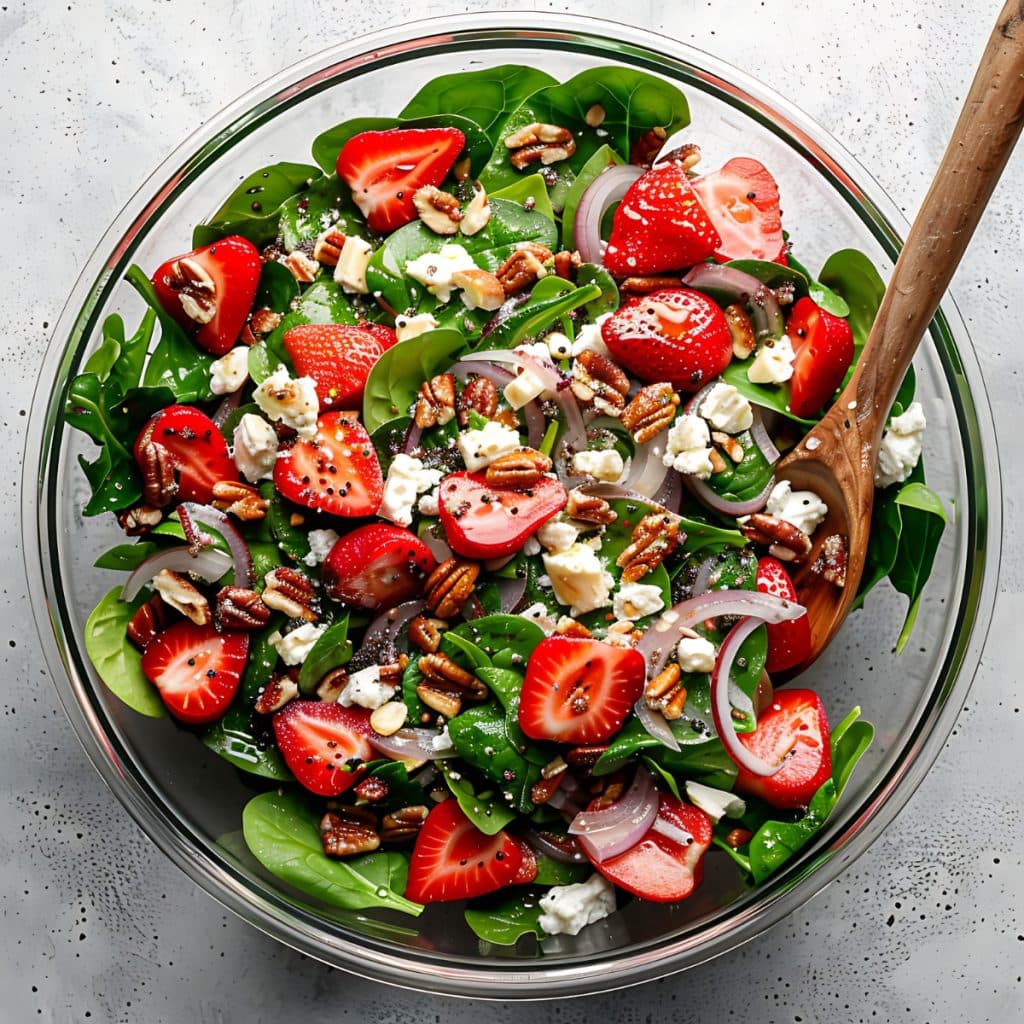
[277, 174, 366, 251]
[818, 248, 886, 383]
[480, 277, 601, 350]
[440, 762, 517, 835]
[298, 617, 352, 693]
[93, 542, 158, 571]
[490, 173, 556, 222]
[202, 710, 292, 780]
[255, 260, 301, 313]
[464, 891, 545, 945]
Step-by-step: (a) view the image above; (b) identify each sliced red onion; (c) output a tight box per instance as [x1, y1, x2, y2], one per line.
[634, 697, 681, 753]
[420, 523, 453, 563]
[524, 828, 587, 864]
[363, 600, 426, 648]
[711, 616, 783, 778]
[579, 482, 681, 522]
[690, 553, 719, 598]
[683, 263, 783, 341]
[651, 814, 694, 846]
[401, 420, 424, 455]
[496, 576, 528, 613]
[211, 387, 242, 428]
[651, 469, 683, 514]
[515, 347, 564, 395]
[574, 164, 644, 265]
[623, 440, 669, 498]
[121, 545, 233, 602]
[750, 409, 781, 465]
[638, 589, 805, 676]
[546, 788, 582, 817]
[180, 502, 254, 589]
[522, 397, 546, 449]
[686, 472, 776, 518]
[369, 727, 458, 764]
[568, 768, 658, 863]
[449, 359, 516, 387]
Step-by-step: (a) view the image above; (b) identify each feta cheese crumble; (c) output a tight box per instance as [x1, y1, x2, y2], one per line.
[333, 235, 373, 294]
[405, 243, 478, 303]
[503, 368, 547, 410]
[571, 314, 612, 359]
[209, 346, 249, 395]
[232, 413, 278, 482]
[662, 413, 714, 479]
[537, 873, 617, 937]
[378, 454, 443, 527]
[268, 622, 326, 666]
[254, 365, 319, 439]
[700, 382, 753, 434]
[612, 581, 665, 621]
[457, 420, 521, 472]
[572, 448, 625, 482]
[394, 312, 439, 343]
[536, 518, 579, 554]
[303, 528, 341, 567]
[542, 542, 614, 616]
[764, 479, 828, 536]
[337, 665, 395, 710]
[746, 334, 796, 384]
[521, 601, 559, 635]
[875, 401, 926, 488]
[676, 634, 717, 674]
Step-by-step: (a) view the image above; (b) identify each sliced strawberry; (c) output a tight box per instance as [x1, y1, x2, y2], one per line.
[438, 471, 566, 560]
[134, 404, 239, 505]
[336, 127, 465, 234]
[151, 235, 261, 355]
[518, 637, 646, 745]
[591, 794, 712, 903]
[691, 157, 786, 264]
[787, 297, 855, 419]
[283, 322, 395, 410]
[756, 556, 812, 674]
[734, 688, 832, 809]
[321, 523, 436, 610]
[601, 287, 733, 393]
[405, 798, 528, 904]
[141, 621, 248, 725]
[603, 162, 721, 276]
[272, 701, 376, 797]
[273, 412, 383, 518]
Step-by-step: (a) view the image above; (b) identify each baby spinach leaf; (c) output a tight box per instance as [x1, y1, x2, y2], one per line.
[399, 66, 558, 145]
[561, 144, 624, 250]
[441, 630, 492, 671]
[677, 513, 747, 553]
[719, 359, 816, 428]
[294, 275, 359, 325]
[93, 541, 157, 571]
[84, 588, 165, 717]
[363, 328, 466, 432]
[298, 617, 352, 693]
[701, 429, 773, 503]
[255, 260, 301, 313]
[369, 415, 412, 477]
[440, 762, 517, 835]
[239, 622, 283, 703]
[818, 248, 885, 379]
[480, 278, 601, 350]
[465, 891, 545, 946]
[475, 666, 524, 713]
[242, 791, 422, 916]
[278, 174, 366, 251]
[784, 251, 849, 316]
[66, 373, 133, 459]
[202, 709, 292, 780]
[451, 614, 545, 669]
[261, 481, 312, 562]
[533, 853, 591, 887]
[723, 258, 811, 299]
[576, 263, 619, 318]
[490, 173, 555, 223]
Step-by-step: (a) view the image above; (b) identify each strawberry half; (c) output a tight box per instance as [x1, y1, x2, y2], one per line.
[603, 161, 721, 276]
[141, 621, 249, 725]
[405, 798, 531, 904]
[272, 701, 376, 797]
[518, 637, 646, 745]
[283, 322, 397, 410]
[273, 412, 384, 518]
[787, 297, 855, 419]
[321, 523, 437, 610]
[601, 287, 733, 393]
[756, 556, 812, 674]
[134, 404, 240, 505]
[151, 235, 261, 355]
[336, 127, 466, 235]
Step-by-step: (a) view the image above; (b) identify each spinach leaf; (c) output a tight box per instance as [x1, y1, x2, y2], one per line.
[277, 174, 366, 251]
[450, 614, 544, 670]
[202, 709, 292, 780]
[363, 328, 467, 432]
[84, 588, 165, 717]
[242, 791, 422, 916]
[255, 260, 301, 313]
[294, 276, 359, 325]
[480, 277, 601, 350]
[475, 666, 524, 713]
[677, 513, 748, 554]
[575, 263, 620, 318]
[261, 481, 312, 562]
[701, 428, 773, 503]
[400, 66, 558, 145]
[93, 542, 158, 571]
[298, 617, 352, 693]
[561, 144, 624, 250]
[439, 762, 517, 835]
[784, 251, 850, 316]
[490, 173, 555, 223]
[465, 891, 545, 945]
[720, 359, 816, 428]
[722, 258, 811, 299]
[818, 248, 886, 382]
[533, 853, 591, 887]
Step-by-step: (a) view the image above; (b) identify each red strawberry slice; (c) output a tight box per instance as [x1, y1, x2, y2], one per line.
[734, 688, 831, 809]
[438, 471, 567, 560]
[591, 794, 712, 903]
[405, 798, 529, 904]
[134, 404, 239, 505]
[272, 701, 376, 797]
[786, 297, 855, 419]
[151, 235, 262, 355]
[283, 322, 397, 410]
[336, 127, 466, 235]
[518, 637, 646, 745]
[273, 412, 383, 518]
[691, 157, 786, 264]
[603, 162, 721, 276]
[601, 287, 733, 393]
[321, 523, 437, 610]
[141, 621, 249, 725]
[756, 556, 812, 674]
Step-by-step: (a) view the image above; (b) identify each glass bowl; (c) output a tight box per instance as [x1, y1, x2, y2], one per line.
[23, 12, 999, 999]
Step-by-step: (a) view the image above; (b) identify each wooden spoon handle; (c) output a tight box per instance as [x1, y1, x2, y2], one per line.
[853, 0, 1024, 432]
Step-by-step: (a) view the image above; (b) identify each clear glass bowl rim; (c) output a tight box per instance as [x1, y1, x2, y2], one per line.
[23, 11, 1001, 1000]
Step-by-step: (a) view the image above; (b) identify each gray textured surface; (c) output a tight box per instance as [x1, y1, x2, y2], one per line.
[3, 1, 1023, 1021]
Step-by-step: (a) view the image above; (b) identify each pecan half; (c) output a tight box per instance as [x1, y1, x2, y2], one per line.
[408, 614, 446, 653]
[724, 303, 757, 359]
[456, 375, 499, 427]
[450, 268, 505, 311]
[495, 245, 553, 296]
[262, 566, 318, 621]
[313, 227, 347, 266]
[460, 181, 491, 236]
[380, 805, 429, 844]
[413, 184, 462, 235]
[378, 654, 410, 688]
[553, 249, 580, 281]
[571, 349, 630, 416]
[645, 663, 688, 721]
[417, 652, 487, 717]
[126, 595, 167, 650]
[739, 513, 813, 562]
[725, 827, 753, 849]
[813, 532, 848, 588]
[565, 744, 608, 770]
[211, 479, 268, 521]
[164, 257, 216, 324]
[316, 667, 348, 703]
[138, 440, 178, 508]
[152, 569, 211, 625]
[484, 447, 552, 488]
[414, 373, 457, 428]
[215, 586, 272, 631]
[565, 488, 617, 525]
[504, 122, 577, 169]
[353, 774, 390, 803]
[254, 673, 299, 715]
[320, 806, 380, 857]
[553, 616, 592, 639]
[711, 431, 745, 464]
[616, 512, 681, 582]
[424, 557, 479, 619]
[118, 503, 163, 536]
[621, 383, 680, 444]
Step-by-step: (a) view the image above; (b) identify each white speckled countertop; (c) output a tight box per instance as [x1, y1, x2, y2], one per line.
[3, 1, 1022, 1020]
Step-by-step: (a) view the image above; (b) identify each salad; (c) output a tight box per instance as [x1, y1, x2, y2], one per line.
[67, 64, 947, 947]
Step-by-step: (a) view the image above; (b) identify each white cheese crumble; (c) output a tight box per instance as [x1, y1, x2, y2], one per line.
[378, 454, 443, 527]
[405, 243, 478, 303]
[765, 479, 828, 536]
[700, 382, 753, 434]
[457, 420, 521, 472]
[542, 543, 614, 616]
[662, 413, 714, 479]
[521, 601, 558, 635]
[431, 725, 455, 754]
[303, 528, 341, 567]
[612, 582, 665, 621]
[503, 368, 547, 410]
[395, 312, 439, 343]
[677, 635, 717, 674]
[875, 401, 926, 488]
[538, 873, 616, 937]
[747, 334, 796, 384]
[417, 486, 441, 518]
[232, 413, 278, 483]
[209, 346, 249, 396]
[685, 781, 746, 823]
[337, 665, 395, 709]
[269, 622, 326, 666]
[572, 448, 625, 482]
[254, 365, 319, 439]
[536, 518, 579, 554]
[333, 235, 373, 294]
[571, 314, 612, 359]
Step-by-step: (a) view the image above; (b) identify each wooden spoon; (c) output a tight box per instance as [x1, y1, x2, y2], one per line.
[778, 0, 1024, 672]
